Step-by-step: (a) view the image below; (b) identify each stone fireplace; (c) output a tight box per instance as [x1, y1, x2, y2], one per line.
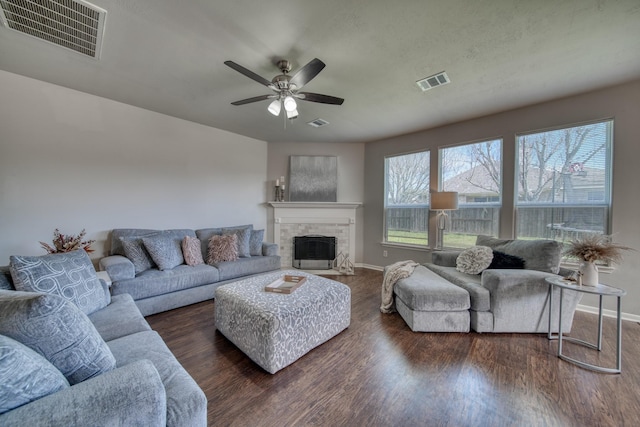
[269, 202, 360, 271]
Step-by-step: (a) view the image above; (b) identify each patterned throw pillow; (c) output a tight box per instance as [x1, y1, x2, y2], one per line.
[182, 236, 204, 266]
[9, 250, 109, 315]
[120, 236, 156, 274]
[142, 234, 184, 271]
[0, 334, 69, 414]
[207, 234, 239, 264]
[456, 246, 494, 275]
[249, 229, 265, 256]
[0, 290, 116, 385]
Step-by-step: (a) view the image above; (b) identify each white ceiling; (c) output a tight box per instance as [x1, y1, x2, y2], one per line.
[1, 0, 639, 144]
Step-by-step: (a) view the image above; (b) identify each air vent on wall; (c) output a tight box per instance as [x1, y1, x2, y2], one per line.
[416, 71, 450, 92]
[307, 118, 329, 128]
[0, 0, 107, 58]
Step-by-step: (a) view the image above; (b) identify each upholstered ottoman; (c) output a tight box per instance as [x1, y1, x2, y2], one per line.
[394, 265, 470, 332]
[214, 270, 351, 374]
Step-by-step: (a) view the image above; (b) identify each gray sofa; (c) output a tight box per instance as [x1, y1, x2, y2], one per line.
[394, 235, 583, 333]
[0, 250, 207, 426]
[99, 226, 281, 315]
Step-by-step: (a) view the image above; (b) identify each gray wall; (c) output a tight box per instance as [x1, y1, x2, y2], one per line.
[0, 70, 269, 263]
[364, 79, 640, 317]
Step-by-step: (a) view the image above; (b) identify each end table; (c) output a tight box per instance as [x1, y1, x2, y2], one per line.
[545, 277, 626, 374]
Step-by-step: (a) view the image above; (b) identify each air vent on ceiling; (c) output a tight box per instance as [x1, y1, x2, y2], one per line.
[0, 0, 107, 59]
[416, 71, 450, 92]
[307, 118, 329, 128]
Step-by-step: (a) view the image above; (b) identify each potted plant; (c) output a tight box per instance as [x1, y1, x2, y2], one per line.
[564, 234, 632, 286]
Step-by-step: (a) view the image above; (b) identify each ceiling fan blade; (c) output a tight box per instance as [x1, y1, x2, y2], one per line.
[297, 92, 344, 105]
[230, 94, 274, 106]
[224, 61, 275, 88]
[289, 58, 326, 89]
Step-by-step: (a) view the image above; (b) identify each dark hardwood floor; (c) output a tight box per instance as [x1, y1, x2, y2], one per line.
[146, 268, 640, 427]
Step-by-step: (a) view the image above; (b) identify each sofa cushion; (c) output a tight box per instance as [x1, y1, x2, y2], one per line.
[456, 246, 493, 275]
[142, 234, 184, 271]
[9, 250, 109, 315]
[195, 227, 223, 258]
[0, 334, 70, 414]
[212, 255, 282, 282]
[121, 236, 157, 274]
[0, 290, 116, 385]
[424, 264, 490, 311]
[250, 229, 265, 256]
[88, 294, 152, 342]
[476, 235, 562, 274]
[110, 264, 220, 301]
[0, 266, 14, 290]
[182, 236, 204, 266]
[393, 266, 470, 312]
[207, 234, 238, 263]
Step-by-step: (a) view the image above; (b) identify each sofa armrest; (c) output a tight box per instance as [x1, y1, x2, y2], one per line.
[431, 250, 462, 267]
[0, 360, 166, 427]
[262, 242, 278, 256]
[481, 269, 582, 333]
[99, 255, 135, 281]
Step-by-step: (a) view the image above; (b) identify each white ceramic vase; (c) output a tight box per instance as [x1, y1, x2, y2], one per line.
[579, 261, 599, 286]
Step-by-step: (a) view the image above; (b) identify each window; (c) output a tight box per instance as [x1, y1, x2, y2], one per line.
[384, 150, 430, 246]
[439, 139, 502, 248]
[515, 120, 612, 242]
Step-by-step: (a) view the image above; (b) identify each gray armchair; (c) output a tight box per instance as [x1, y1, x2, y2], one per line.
[424, 236, 582, 333]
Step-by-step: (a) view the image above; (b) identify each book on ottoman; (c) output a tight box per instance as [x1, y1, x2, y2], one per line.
[264, 275, 307, 294]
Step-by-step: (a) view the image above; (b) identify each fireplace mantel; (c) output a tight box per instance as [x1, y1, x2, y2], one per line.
[269, 202, 361, 269]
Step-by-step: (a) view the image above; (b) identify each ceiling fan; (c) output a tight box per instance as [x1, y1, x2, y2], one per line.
[224, 58, 344, 119]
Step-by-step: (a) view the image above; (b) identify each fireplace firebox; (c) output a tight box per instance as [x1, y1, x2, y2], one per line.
[293, 235, 336, 270]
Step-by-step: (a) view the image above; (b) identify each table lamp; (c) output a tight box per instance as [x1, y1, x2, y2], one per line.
[430, 191, 458, 249]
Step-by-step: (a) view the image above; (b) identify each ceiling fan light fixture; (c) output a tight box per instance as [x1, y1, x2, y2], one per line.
[267, 99, 281, 116]
[283, 96, 297, 112]
[286, 108, 299, 119]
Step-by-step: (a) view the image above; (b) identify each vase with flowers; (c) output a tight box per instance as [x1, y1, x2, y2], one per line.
[39, 228, 95, 254]
[564, 234, 632, 286]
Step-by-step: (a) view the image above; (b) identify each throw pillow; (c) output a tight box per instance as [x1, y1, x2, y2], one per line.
[182, 236, 204, 266]
[249, 229, 265, 256]
[456, 246, 494, 275]
[0, 290, 116, 385]
[9, 249, 109, 315]
[222, 225, 253, 258]
[142, 233, 184, 271]
[207, 234, 239, 264]
[476, 235, 562, 274]
[488, 250, 526, 269]
[120, 236, 156, 274]
[0, 334, 69, 414]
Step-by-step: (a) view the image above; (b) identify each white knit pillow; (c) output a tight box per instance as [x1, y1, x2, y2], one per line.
[456, 246, 494, 275]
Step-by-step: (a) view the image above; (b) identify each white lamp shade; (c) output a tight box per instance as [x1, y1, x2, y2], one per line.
[267, 100, 281, 116]
[283, 96, 297, 112]
[430, 192, 458, 210]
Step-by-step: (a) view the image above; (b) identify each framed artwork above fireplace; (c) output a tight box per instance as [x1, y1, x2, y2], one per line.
[289, 155, 337, 202]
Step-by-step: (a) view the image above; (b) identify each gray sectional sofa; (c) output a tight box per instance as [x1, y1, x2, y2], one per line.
[0, 250, 207, 426]
[99, 226, 281, 315]
[394, 235, 583, 333]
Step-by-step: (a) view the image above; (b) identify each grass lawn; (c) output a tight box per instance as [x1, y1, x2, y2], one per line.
[387, 230, 476, 248]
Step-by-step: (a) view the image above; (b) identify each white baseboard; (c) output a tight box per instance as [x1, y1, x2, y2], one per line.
[576, 304, 640, 323]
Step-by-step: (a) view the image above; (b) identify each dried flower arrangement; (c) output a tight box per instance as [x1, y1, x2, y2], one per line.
[40, 228, 95, 254]
[564, 233, 632, 264]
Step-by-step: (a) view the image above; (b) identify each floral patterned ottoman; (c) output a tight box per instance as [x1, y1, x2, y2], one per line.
[214, 270, 351, 374]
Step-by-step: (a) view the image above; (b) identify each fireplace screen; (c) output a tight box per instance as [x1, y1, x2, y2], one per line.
[293, 235, 336, 269]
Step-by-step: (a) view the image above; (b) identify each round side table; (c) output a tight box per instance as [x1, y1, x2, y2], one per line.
[545, 277, 626, 374]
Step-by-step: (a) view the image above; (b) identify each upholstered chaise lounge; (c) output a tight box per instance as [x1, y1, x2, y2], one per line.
[394, 236, 583, 333]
